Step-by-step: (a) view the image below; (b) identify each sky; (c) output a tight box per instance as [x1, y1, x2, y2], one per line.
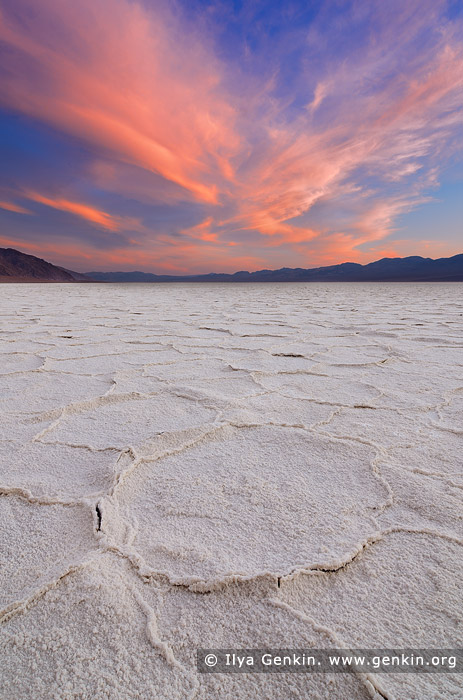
[0, 0, 462, 274]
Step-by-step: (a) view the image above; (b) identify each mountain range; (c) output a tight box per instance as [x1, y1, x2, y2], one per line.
[89, 253, 463, 282]
[0, 247, 92, 282]
[1, 246, 462, 283]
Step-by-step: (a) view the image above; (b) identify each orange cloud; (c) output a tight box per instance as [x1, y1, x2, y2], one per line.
[181, 217, 218, 242]
[0, 0, 462, 272]
[17, 191, 144, 233]
[25, 192, 122, 231]
[0, 0, 239, 204]
[0, 201, 31, 215]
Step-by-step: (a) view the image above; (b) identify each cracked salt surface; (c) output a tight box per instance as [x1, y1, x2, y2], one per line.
[0, 282, 462, 699]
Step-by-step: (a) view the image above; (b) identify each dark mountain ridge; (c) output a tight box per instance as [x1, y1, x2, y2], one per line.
[88, 253, 463, 282]
[1, 246, 462, 282]
[0, 247, 93, 282]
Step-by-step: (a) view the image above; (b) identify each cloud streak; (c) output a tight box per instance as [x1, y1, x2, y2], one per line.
[0, 201, 32, 215]
[0, 0, 462, 271]
[0, 0, 238, 203]
[24, 192, 126, 231]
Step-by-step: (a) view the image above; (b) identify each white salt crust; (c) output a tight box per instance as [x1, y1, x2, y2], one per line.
[0, 281, 462, 699]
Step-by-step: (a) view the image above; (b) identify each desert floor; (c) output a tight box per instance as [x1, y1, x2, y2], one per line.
[1, 282, 462, 699]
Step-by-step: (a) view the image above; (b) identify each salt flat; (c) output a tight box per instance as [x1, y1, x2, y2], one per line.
[0, 282, 462, 699]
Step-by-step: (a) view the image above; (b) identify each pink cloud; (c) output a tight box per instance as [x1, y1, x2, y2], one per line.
[0, 0, 462, 271]
[0, 201, 32, 215]
[0, 0, 239, 204]
[181, 217, 219, 242]
[25, 192, 124, 231]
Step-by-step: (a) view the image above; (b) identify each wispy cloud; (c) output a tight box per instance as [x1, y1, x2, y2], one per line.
[0, 201, 32, 215]
[0, 0, 462, 271]
[0, 0, 239, 204]
[24, 192, 126, 231]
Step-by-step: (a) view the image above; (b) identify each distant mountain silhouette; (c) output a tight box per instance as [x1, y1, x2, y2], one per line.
[88, 253, 463, 282]
[0, 247, 93, 282]
[2, 247, 462, 282]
